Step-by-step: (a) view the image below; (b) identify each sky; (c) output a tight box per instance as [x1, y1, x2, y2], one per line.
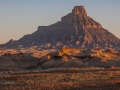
[0, 0, 120, 44]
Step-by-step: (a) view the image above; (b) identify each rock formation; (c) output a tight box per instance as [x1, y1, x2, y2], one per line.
[1, 6, 120, 48]
[0, 47, 120, 73]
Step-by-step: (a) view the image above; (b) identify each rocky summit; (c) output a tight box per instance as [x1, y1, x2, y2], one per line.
[1, 6, 120, 48]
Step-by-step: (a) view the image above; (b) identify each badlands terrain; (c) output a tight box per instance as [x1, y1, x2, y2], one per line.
[0, 47, 120, 90]
[0, 47, 120, 73]
[0, 6, 120, 90]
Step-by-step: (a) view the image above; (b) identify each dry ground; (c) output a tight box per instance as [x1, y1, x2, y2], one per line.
[0, 48, 120, 89]
[0, 69, 120, 90]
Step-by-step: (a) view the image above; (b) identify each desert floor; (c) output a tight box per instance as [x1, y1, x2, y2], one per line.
[0, 69, 120, 90]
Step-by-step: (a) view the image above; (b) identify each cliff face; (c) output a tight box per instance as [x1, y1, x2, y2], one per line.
[1, 6, 120, 48]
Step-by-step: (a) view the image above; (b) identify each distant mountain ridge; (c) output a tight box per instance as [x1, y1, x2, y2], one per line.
[1, 6, 120, 48]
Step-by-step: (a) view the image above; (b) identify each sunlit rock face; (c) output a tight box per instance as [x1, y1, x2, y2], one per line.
[1, 6, 120, 48]
[72, 6, 88, 16]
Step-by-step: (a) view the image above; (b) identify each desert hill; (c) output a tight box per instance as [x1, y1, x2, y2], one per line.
[0, 6, 120, 48]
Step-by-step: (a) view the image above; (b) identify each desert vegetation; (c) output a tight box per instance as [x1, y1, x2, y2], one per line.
[0, 47, 120, 90]
[0, 69, 120, 90]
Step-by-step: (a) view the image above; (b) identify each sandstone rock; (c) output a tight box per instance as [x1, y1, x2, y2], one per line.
[100, 54, 109, 58]
[1, 6, 120, 48]
[72, 6, 87, 17]
[60, 59, 84, 68]
[39, 55, 51, 64]
[105, 48, 114, 53]
[62, 55, 69, 62]
[42, 59, 62, 69]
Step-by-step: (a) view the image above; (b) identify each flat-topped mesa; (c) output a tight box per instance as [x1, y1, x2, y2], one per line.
[72, 6, 87, 17]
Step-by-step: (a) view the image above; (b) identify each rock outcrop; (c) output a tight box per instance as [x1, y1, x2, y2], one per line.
[1, 6, 120, 48]
[38, 47, 120, 69]
[0, 47, 120, 73]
